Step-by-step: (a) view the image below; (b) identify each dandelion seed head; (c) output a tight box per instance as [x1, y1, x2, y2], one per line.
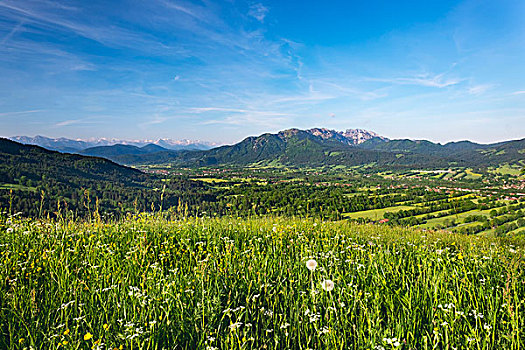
[306, 259, 317, 271]
[321, 279, 335, 292]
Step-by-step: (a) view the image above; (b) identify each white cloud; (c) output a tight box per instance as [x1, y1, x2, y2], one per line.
[248, 3, 269, 23]
[368, 73, 463, 88]
[468, 84, 492, 95]
[200, 111, 288, 128]
[140, 115, 168, 127]
[0, 109, 44, 117]
[54, 117, 102, 127]
[55, 119, 82, 127]
[0, 20, 24, 45]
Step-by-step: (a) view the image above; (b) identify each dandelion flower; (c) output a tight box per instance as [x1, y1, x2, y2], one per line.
[84, 333, 93, 341]
[321, 279, 335, 292]
[103, 323, 109, 331]
[306, 259, 317, 271]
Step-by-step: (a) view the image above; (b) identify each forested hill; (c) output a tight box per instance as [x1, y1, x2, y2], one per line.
[358, 137, 525, 166]
[79, 143, 169, 158]
[84, 129, 524, 169]
[105, 129, 452, 168]
[0, 138, 149, 216]
[0, 138, 146, 186]
[183, 129, 451, 167]
[0, 138, 214, 217]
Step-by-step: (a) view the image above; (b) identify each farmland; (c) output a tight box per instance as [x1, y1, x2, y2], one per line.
[142, 165, 525, 237]
[3, 161, 524, 236]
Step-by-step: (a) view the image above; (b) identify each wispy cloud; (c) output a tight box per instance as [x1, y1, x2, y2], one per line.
[54, 119, 84, 127]
[368, 73, 463, 88]
[0, 20, 24, 45]
[0, 109, 44, 117]
[311, 80, 388, 101]
[54, 117, 103, 127]
[1, 0, 522, 143]
[0, 0, 165, 52]
[139, 114, 168, 127]
[249, 3, 269, 23]
[200, 111, 289, 128]
[468, 84, 493, 95]
[190, 107, 252, 114]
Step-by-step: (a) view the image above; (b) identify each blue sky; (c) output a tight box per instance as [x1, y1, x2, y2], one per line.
[0, 0, 524, 144]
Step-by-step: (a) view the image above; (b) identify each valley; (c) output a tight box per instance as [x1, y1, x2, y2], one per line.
[2, 132, 524, 238]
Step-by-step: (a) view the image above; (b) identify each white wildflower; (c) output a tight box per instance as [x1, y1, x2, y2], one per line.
[306, 259, 317, 271]
[321, 279, 335, 292]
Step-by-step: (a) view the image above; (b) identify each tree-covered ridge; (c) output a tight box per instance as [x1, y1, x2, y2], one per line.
[79, 144, 169, 158]
[77, 129, 525, 169]
[359, 137, 525, 166]
[0, 138, 146, 186]
[104, 129, 450, 168]
[0, 138, 210, 217]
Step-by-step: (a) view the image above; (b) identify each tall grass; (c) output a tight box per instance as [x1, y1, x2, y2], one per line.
[0, 213, 523, 349]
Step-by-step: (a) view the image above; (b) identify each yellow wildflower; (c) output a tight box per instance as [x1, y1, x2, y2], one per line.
[84, 333, 93, 341]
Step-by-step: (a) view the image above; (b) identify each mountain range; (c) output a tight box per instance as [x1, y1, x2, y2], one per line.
[6, 128, 525, 169]
[9, 135, 215, 153]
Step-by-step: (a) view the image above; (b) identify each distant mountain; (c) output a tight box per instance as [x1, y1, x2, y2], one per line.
[359, 138, 451, 155]
[305, 128, 387, 145]
[140, 144, 170, 153]
[9, 135, 215, 153]
[10, 129, 524, 169]
[358, 137, 525, 167]
[79, 144, 171, 159]
[153, 139, 214, 150]
[126, 128, 522, 169]
[9, 135, 95, 153]
[108, 128, 448, 168]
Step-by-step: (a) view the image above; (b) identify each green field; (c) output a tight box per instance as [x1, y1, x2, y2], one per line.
[490, 164, 523, 176]
[343, 205, 416, 220]
[0, 183, 37, 192]
[417, 206, 509, 229]
[1, 214, 523, 349]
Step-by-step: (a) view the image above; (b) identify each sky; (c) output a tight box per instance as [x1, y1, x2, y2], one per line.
[0, 0, 524, 145]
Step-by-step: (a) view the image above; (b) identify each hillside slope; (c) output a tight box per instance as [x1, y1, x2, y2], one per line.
[359, 137, 525, 166]
[116, 129, 451, 168]
[0, 138, 146, 186]
[79, 144, 170, 159]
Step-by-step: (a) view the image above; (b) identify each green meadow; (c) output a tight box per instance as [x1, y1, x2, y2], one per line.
[1, 214, 523, 349]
